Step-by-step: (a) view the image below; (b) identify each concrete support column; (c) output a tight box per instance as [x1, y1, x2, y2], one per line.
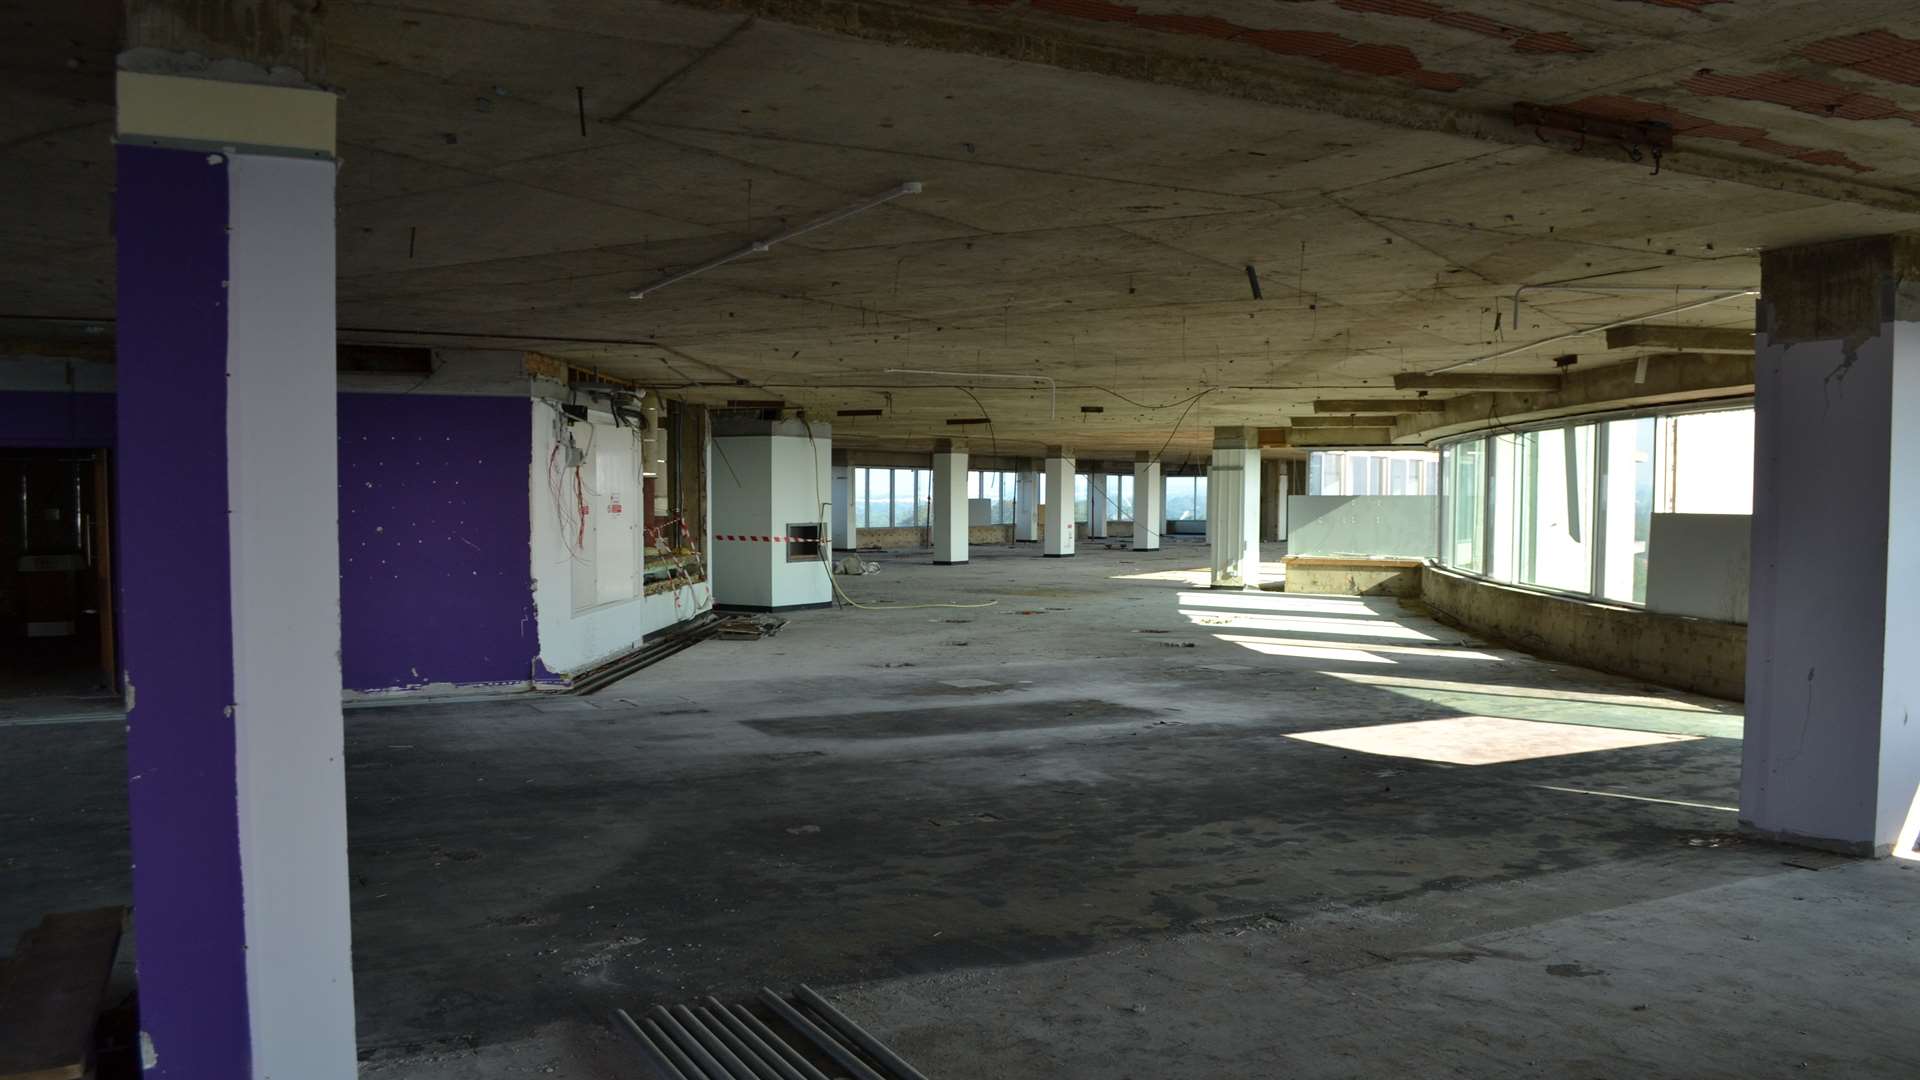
[1088, 468, 1108, 539]
[115, 46, 356, 1079]
[1210, 426, 1262, 588]
[1132, 452, 1163, 551]
[1043, 447, 1076, 557]
[830, 450, 856, 550]
[1014, 461, 1041, 542]
[1743, 234, 1920, 858]
[932, 440, 969, 564]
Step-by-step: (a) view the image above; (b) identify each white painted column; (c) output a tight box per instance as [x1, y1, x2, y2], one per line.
[115, 65, 356, 1077]
[1088, 468, 1108, 539]
[1743, 234, 1920, 858]
[1210, 426, 1262, 588]
[932, 440, 969, 564]
[830, 452, 856, 550]
[1014, 462, 1041, 542]
[1043, 447, 1076, 557]
[1132, 452, 1163, 551]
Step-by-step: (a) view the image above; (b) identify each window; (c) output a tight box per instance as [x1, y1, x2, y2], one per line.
[1308, 450, 1440, 496]
[1074, 475, 1090, 523]
[1102, 474, 1134, 521]
[1440, 404, 1753, 606]
[1165, 474, 1208, 521]
[1599, 417, 1655, 603]
[1443, 439, 1485, 573]
[851, 465, 937, 527]
[966, 470, 1016, 525]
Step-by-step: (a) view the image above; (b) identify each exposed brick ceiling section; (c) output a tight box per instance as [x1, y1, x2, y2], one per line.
[1569, 96, 1876, 173]
[1683, 71, 1920, 127]
[970, 0, 1481, 89]
[1801, 30, 1920, 87]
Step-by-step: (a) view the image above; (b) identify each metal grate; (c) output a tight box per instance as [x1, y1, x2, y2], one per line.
[614, 985, 931, 1080]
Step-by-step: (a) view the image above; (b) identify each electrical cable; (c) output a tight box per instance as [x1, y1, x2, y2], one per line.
[802, 417, 999, 611]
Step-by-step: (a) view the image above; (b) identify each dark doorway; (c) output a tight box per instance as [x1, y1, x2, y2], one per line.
[1, 447, 117, 715]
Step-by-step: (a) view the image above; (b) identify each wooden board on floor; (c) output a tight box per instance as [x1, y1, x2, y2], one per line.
[0, 907, 126, 1080]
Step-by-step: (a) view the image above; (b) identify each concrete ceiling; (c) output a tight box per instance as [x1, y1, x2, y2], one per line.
[5, 0, 1920, 459]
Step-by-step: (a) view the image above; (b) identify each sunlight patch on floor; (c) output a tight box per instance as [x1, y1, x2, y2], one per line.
[1212, 634, 1503, 662]
[1176, 591, 1379, 616]
[1286, 715, 1699, 766]
[1180, 610, 1437, 640]
[1320, 672, 1730, 712]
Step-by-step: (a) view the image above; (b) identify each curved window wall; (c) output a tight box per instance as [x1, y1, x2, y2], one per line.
[1438, 403, 1753, 605]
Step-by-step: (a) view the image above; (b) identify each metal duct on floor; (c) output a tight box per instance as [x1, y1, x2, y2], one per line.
[614, 985, 932, 1080]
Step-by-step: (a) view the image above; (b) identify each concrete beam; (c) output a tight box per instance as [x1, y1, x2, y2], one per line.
[1286, 426, 1396, 448]
[1312, 399, 1443, 414]
[1393, 372, 1563, 392]
[656, 1, 1920, 215]
[1255, 427, 1291, 448]
[1394, 353, 1753, 444]
[125, 0, 327, 81]
[1290, 414, 1420, 429]
[1604, 324, 1754, 353]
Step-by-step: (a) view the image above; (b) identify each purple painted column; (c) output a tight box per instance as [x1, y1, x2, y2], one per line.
[116, 68, 356, 1077]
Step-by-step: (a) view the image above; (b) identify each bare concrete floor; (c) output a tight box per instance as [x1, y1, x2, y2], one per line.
[3, 540, 1915, 1077]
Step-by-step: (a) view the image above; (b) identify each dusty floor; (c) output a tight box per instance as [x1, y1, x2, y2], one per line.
[3, 540, 1914, 1077]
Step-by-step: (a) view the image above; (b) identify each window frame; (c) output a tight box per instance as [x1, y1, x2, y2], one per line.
[1435, 398, 1753, 608]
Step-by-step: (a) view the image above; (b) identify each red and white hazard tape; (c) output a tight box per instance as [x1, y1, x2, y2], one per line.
[715, 534, 819, 543]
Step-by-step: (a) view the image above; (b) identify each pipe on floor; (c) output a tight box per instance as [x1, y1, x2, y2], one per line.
[758, 988, 890, 1080]
[795, 984, 933, 1080]
[730, 1005, 835, 1080]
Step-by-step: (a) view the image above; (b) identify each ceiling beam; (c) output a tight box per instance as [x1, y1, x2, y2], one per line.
[1312, 399, 1443, 414]
[658, 1, 1920, 215]
[1604, 325, 1754, 353]
[1291, 415, 1418, 429]
[1256, 427, 1291, 449]
[1393, 372, 1563, 392]
[1286, 426, 1396, 448]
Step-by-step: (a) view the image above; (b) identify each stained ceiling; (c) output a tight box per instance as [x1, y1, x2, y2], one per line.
[4, 0, 1920, 458]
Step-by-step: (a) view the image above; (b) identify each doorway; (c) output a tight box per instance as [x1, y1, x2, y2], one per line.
[2, 447, 116, 717]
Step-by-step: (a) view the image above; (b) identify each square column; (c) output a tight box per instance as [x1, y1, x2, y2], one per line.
[116, 70, 356, 1077]
[1043, 447, 1076, 557]
[1088, 468, 1108, 539]
[711, 417, 833, 611]
[830, 450, 856, 550]
[1743, 235, 1920, 858]
[1014, 462, 1041, 542]
[932, 440, 969, 564]
[1133, 453, 1163, 551]
[1210, 426, 1262, 588]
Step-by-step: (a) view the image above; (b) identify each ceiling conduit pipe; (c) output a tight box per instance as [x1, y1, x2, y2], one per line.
[628, 181, 924, 300]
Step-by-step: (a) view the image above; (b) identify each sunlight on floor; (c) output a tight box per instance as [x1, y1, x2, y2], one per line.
[1223, 638, 1398, 664]
[1211, 634, 1503, 663]
[1532, 784, 1736, 813]
[1179, 610, 1437, 640]
[1319, 672, 1726, 712]
[1286, 715, 1699, 766]
[1176, 591, 1379, 616]
[1111, 567, 1213, 586]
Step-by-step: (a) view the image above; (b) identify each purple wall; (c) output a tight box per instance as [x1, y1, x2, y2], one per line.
[0, 391, 116, 447]
[338, 393, 534, 691]
[114, 143, 253, 1079]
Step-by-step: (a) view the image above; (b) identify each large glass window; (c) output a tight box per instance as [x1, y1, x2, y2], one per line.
[966, 470, 1016, 525]
[1440, 404, 1752, 605]
[1073, 475, 1090, 523]
[1166, 474, 1208, 521]
[1600, 417, 1655, 603]
[1102, 474, 1134, 521]
[1443, 439, 1485, 572]
[1308, 450, 1439, 496]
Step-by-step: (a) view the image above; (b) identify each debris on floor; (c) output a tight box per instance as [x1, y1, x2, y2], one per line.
[837, 556, 882, 576]
[616, 985, 932, 1080]
[717, 615, 787, 641]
